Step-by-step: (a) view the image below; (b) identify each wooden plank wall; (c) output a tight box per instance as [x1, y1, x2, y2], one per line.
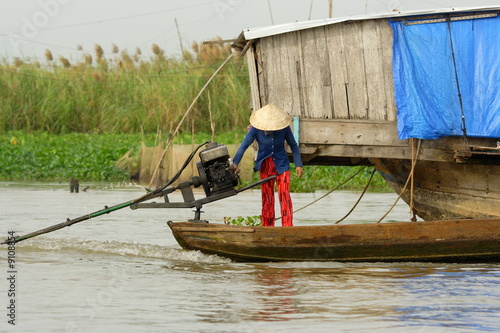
[254, 18, 397, 121]
[246, 47, 261, 111]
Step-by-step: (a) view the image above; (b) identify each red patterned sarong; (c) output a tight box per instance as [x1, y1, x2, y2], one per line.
[259, 157, 293, 227]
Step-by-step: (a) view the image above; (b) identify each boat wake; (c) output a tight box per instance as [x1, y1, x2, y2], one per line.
[17, 238, 231, 264]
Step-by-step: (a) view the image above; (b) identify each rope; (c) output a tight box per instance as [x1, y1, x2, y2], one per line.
[410, 138, 415, 213]
[148, 52, 236, 189]
[275, 166, 368, 221]
[334, 168, 376, 224]
[376, 139, 421, 223]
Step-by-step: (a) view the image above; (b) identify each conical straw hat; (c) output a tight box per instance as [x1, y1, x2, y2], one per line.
[249, 104, 291, 131]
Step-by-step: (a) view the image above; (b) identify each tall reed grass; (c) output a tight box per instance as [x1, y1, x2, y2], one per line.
[0, 40, 250, 135]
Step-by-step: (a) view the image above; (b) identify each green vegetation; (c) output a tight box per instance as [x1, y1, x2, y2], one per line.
[0, 131, 133, 181]
[290, 165, 389, 192]
[0, 130, 389, 191]
[0, 41, 249, 135]
[224, 215, 262, 226]
[0, 130, 245, 182]
[0, 42, 391, 191]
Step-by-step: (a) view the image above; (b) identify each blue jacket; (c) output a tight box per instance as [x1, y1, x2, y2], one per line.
[233, 126, 303, 174]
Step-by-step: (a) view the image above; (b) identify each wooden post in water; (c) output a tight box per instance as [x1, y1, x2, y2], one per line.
[70, 178, 79, 193]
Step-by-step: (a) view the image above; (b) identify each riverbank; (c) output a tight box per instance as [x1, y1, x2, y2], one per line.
[0, 131, 390, 192]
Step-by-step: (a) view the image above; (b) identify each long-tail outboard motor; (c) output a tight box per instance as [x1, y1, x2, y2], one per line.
[131, 141, 274, 222]
[192, 142, 239, 196]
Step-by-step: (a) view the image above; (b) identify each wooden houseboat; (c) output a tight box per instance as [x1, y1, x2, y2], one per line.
[230, 6, 500, 221]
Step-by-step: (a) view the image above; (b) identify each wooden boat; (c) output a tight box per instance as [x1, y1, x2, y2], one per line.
[168, 218, 500, 262]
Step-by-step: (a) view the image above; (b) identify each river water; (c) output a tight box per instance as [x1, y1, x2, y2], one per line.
[1, 181, 499, 332]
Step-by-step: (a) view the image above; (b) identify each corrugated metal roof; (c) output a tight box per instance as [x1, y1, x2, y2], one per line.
[242, 6, 500, 40]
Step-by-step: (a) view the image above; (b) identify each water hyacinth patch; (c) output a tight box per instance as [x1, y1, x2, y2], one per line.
[0, 132, 134, 181]
[0, 131, 390, 191]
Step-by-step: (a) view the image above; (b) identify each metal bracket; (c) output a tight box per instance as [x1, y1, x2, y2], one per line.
[130, 176, 277, 222]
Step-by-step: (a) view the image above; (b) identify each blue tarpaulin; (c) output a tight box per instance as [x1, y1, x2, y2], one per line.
[389, 14, 500, 140]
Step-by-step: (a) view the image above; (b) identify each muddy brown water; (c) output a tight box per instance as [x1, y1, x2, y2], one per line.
[1, 182, 499, 332]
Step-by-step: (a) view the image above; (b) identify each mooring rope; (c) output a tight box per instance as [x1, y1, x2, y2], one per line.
[410, 138, 415, 213]
[275, 165, 368, 222]
[334, 168, 376, 224]
[376, 138, 421, 223]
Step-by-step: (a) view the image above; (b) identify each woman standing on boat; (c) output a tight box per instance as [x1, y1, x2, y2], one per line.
[232, 104, 304, 227]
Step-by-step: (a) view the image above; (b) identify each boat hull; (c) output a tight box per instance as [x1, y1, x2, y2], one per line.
[168, 218, 500, 262]
[371, 158, 500, 221]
